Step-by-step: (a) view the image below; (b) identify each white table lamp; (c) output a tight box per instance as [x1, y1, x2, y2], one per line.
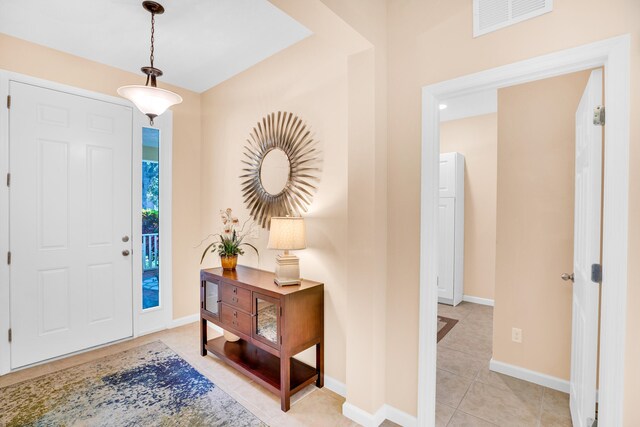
[268, 217, 306, 286]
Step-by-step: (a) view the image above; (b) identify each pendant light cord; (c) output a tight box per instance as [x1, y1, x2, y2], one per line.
[150, 12, 155, 69]
[145, 11, 156, 87]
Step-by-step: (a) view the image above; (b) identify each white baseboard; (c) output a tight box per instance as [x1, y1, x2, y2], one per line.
[489, 359, 569, 393]
[342, 403, 387, 427]
[342, 402, 417, 427]
[462, 295, 495, 306]
[384, 405, 418, 427]
[170, 313, 199, 329]
[178, 313, 223, 334]
[324, 375, 347, 397]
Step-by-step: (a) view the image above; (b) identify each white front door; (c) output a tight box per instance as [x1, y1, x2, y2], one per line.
[9, 82, 133, 369]
[569, 69, 603, 427]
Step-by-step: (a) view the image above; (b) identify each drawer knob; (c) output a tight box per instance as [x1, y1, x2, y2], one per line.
[232, 297, 238, 303]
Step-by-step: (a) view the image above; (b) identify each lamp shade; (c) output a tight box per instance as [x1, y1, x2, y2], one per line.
[117, 85, 183, 118]
[268, 217, 306, 250]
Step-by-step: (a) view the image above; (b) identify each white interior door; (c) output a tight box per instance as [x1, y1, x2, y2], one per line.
[569, 69, 603, 427]
[437, 197, 455, 303]
[9, 82, 133, 369]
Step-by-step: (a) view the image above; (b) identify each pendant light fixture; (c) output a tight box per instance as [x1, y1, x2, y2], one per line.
[118, 1, 182, 125]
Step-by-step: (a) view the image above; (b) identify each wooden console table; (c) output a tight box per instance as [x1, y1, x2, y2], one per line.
[200, 266, 324, 412]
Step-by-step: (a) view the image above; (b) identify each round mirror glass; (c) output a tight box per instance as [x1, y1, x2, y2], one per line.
[260, 148, 290, 195]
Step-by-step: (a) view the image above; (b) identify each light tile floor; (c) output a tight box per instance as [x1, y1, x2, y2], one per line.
[0, 323, 357, 427]
[435, 302, 572, 427]
[0, 305, 573, 427]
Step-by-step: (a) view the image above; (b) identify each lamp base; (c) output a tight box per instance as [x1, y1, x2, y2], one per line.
[274, 253, 301, 286]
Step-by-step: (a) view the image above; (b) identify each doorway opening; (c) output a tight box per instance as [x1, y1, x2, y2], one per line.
[434, 68, 600, 425]
[418, 36, 630, 427]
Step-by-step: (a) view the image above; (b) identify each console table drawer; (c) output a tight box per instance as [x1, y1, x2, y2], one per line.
[220, 303, 252, 336]
[220, 282, 252, 312]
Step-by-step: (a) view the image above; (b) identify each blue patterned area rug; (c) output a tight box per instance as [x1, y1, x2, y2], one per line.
[0, 341, 266, 427]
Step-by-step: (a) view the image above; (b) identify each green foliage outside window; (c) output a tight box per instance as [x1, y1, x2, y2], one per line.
[142, 209, 159, 234]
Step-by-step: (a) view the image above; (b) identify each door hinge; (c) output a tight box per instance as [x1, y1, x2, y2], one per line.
[7, 328, 11, 343]
[591, 264, 602, 283]
[6, 95, 10, 109]
[6, 173, 10, 187]
[6, 251, 10, 265]
[593, 105, 605, 126]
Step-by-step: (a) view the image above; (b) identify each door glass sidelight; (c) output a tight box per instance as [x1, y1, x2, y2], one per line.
[142, 127, 160, 309]
[255, 296, 278, 345]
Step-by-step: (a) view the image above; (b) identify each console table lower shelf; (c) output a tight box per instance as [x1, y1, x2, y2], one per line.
[204, 336, 319, 404]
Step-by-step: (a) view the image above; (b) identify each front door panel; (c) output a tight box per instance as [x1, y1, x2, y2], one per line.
[9, 82, 133, 369]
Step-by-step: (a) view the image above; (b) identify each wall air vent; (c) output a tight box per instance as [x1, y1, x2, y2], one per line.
[473, 0, 553, 37]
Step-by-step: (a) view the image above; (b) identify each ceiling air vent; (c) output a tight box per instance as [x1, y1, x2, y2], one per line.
[473, 0, 553, 37]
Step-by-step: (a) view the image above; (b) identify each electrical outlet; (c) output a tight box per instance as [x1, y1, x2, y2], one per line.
[512, 327, 523, 343]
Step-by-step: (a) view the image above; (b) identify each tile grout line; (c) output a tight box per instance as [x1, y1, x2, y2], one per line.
[536, 387, 546, 427]
[451, 408, 499, 426]
[440, 302, 497, 426]
[440, 302, 558, 426]
[461, 318, 497, 427]
[437, 342, 493, 361]
[437, 345, 491, 368]
[455, 379, 473, 410]
[436, 365, 481, 381]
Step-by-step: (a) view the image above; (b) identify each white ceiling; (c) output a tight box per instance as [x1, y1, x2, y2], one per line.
[439, 90, 497, 122]
[0, 0, 311, 93]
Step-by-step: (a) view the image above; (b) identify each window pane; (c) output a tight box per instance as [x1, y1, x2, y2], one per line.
[142, 128, 160, 310]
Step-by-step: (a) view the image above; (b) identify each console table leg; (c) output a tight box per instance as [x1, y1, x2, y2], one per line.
[280, 355, 291, 412]
[316, 341, 324, 388]
[200, 318, 207, 357]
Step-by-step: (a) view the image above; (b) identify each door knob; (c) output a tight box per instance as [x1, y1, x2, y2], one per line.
[561, 273, 574, 282]
[122, 249, 130, 256]
[122, 235, 130, 242]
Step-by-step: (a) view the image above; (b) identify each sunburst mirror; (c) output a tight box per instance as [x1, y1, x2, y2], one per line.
[241, 112, 321, 229]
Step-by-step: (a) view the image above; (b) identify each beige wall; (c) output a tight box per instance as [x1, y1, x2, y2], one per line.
[4, 0, 640, 422]
[440, 114, 497, 301]
[268, 0, 390, 412]
[199, 34, 350, 384]
[200, 2, 390, 409]
[493, 71, 590, 380]
[386, 0, 640, 421]
[0, 33, 202, 320]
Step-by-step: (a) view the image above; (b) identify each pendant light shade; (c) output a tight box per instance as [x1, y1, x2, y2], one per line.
[117, 84, 182, 122]
[118, 1, 181, 125]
